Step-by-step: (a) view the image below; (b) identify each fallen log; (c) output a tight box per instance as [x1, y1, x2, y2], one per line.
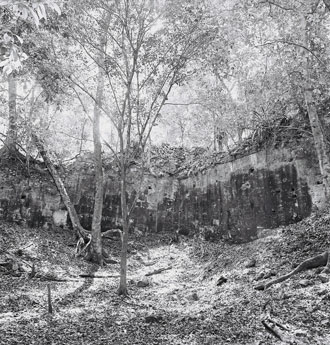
[145, 266, 172, 276]
[255, 251, 329, 290]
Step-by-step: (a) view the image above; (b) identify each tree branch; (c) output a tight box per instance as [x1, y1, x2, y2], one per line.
[256, 40, 327, 68]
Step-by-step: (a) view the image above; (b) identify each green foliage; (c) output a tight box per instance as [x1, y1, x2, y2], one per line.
[2, 0, 330, 157]
[0, 0, 61, 76]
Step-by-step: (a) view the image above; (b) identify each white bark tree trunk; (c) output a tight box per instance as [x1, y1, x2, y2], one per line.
[88, 13, 111, 264]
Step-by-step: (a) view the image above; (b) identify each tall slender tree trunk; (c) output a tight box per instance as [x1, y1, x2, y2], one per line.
[89, 13, 110, 264]
[304, 90, 330, 196]
[118, 170, 129, 296]
[90, 67, 105, 264]
[303, 12, 330, 197]
[6, 75, 18, 150]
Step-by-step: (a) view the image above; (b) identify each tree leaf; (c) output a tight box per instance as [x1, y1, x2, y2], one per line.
[28, 8, 40, 26]
[49, 3, 61, 15]
[36, 6, 43, 19]
[14, 34, 23, 44]
[39, 3, 47, 19]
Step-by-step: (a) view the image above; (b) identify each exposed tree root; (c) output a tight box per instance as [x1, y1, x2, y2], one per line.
[75, 231, 120, 264]
[117, 286, 129, 296]
[255, 251, 329, 290]
[75, 236, 92, 258]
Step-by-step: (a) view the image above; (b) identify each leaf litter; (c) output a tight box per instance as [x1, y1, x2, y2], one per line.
[1, 207, 330, 344]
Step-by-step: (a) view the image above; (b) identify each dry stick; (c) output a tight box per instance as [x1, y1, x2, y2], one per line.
[47, 284, 53, 314]
[79, 274, 120, 278]
[261, 319, 283, 341]
[255, 251, 329, 290]
[145, 266, 172, 277]
[29, 263, 36, 278]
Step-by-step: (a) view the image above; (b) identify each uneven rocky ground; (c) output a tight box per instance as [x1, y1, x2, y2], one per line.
[1, 209, 330, 345]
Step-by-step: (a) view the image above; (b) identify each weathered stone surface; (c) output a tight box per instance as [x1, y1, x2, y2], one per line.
[0, 146, 323, 244]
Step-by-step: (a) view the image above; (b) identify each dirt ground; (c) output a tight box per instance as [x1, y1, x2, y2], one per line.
[1, 211, 330, 345]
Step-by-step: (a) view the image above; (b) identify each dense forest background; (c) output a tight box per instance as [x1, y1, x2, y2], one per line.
[2, 0, 330, 153]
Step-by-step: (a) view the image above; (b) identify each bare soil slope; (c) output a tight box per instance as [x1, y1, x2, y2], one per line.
[1, 209, 330, 344]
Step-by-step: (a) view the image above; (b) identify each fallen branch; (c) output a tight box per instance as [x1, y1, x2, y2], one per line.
[79, 274, 120, 278]
[47, 284, 53, 314]
[262, 318, 296, 344]
[38, 274, 72, 282]
[145, 266, 172, 276]
[262, 319, 284, 341]
[261, 301, 295, 344]
[255, 251, 329, 290]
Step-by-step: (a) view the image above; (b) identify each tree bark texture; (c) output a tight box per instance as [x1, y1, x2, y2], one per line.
[32, 133, 87, 239]
[6, 75, 18, 150]
[90, 61, 105, 264]
[118, 174, 129, 296]
[304, 89, 330, 196]
[88, 12, 111, 265]
[303, 13, 330, 197]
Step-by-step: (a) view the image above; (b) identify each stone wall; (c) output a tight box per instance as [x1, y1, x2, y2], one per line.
[0, 160, 61, 227]
[163, 147, 318, 242]
[0, 145, 324, 242]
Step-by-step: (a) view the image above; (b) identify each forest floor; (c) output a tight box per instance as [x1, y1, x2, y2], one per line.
[1, 209, 330, 345]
